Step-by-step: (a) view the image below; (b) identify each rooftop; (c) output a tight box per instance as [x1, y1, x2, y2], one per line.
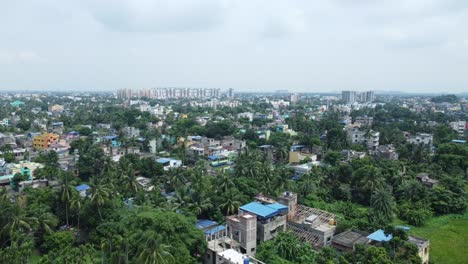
[332, 230, 369, 248]
[75, 184, 91, 192]
[239, 202, 288, 219]
[195, 219, 218, 230]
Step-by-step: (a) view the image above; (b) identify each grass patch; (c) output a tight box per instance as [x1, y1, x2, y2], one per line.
[397, 213, 468, 264]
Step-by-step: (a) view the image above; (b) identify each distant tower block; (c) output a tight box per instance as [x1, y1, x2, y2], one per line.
[277, 192, 298, 220]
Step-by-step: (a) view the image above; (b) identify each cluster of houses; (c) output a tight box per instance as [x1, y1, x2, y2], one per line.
[197, 191, 430, 264]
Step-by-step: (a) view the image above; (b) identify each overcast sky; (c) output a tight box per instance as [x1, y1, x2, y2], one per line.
[1, 0, 467, 93]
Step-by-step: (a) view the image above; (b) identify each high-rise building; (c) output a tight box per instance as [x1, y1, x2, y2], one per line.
[341, 91, 357, 104]
[290, 93, 299, 103]
[227, 88, 234, 98]
[341, 90, 375, 104]
[117, 88, 227, 100]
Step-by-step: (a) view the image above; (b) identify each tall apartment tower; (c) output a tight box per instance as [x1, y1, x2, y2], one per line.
[341, 91, 356, 104]
[227, 88, 234, 98]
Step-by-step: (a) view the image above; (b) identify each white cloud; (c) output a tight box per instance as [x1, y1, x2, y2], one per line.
[84, 0, 226, 33]
[0, 50, 42, 64]
[0, 0, 467, 92]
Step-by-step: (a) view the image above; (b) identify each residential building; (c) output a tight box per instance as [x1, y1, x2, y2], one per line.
[156, 158, 182, 170]
[341, 91, 375, 104]
[405, 133, 433, 146]
[342, 91, 357, 104]
[409, 235, 430, 264]
[354, 116, 373, 127]
[123, 126, 141, 138]
[449, 121, 466, 135]
[416, 173, 439, 188]
[346, 125, 380, 150]
[289, 145, 317, 164]
[331, 230, 370, 252]
[372, 144, 399, 160]
[33, 132, 59, 150]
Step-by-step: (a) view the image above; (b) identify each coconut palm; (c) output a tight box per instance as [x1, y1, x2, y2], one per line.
[89, 178, 112, 220]
[220, 189, 242, 215]
[276, 231, 303, 261]
[137, 231, 173, 264]
[33, 207, 58, 236]
[188, 194, 213, 217]
[70, 194, 82, 229]
[1, 205, 38, 243]
[370, 187, 395, 222]
[59, 173, 74, 228]
[217, 172, 234, 193]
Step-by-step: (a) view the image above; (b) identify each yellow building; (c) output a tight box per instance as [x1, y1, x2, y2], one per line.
[50, 104, 64, 112]
[33, 132, 59, 150]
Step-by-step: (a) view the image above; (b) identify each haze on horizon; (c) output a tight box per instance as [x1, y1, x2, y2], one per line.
[1, 0, 467, 93]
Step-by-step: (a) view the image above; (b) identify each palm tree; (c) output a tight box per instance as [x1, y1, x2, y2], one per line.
[276, 231, 302, 261]
[370, 187, 395, 222]
[165, 169, 185, 190]
[218, 173, 234, 193]
[137, 231, 173, 264]
[1, 205, 38, 244]
[121, 165, 138, 196]
[70, 194, 82, 229]
[188, 194, 213, 217]
[33, 207, 58, 237]
[59, 173, 74, 228]
[89, 178, 112, 220]
[276, 146, 289, 164]
[295, 176, 316, 197]
[220, 189, 241, 215]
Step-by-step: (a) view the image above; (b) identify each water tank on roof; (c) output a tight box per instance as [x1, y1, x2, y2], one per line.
[244, 257, 250, 264]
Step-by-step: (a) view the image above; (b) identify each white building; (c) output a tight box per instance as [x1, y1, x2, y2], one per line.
[346, 125, 380, 150]
[450, 121, 466, 135]
[156, 158, 182, 170]
[406, 133, 433, 146]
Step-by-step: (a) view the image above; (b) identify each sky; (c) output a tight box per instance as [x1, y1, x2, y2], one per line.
[0, 0, 467, 93]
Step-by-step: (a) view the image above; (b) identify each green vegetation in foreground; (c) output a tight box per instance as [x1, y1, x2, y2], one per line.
[402, 213, 468, 264]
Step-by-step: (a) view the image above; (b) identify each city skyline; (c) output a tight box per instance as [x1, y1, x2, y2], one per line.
[1, 0, 467, 92]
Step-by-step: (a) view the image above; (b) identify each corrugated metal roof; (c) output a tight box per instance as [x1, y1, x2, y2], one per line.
[204, 225, 226, 235]
[239, 202, 285, 219]
[195, 219, 217, 229]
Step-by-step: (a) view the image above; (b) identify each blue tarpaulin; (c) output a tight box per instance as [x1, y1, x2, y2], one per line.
[367, 229, 393, 242]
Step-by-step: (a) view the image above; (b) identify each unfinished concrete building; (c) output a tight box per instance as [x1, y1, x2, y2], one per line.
[409, 235, 430, 264]
[331, 230, 370, 252]
[226, 213, 258, 256]
[255, 192, 337, 249]
[287, 205, 337, 248]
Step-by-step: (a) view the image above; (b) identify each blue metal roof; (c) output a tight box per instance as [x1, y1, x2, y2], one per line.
[451, 139, 466, 144]
[204, 225, 226, 235]
[239, 202, 284, 219]
[367, 229, 393, 242]
[208, 155, 220, 161]
[103, 135, 118, 140]
[195, 219, 218, 229]
[75, 184, 90, 192]
[267, 203, 288, 211]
